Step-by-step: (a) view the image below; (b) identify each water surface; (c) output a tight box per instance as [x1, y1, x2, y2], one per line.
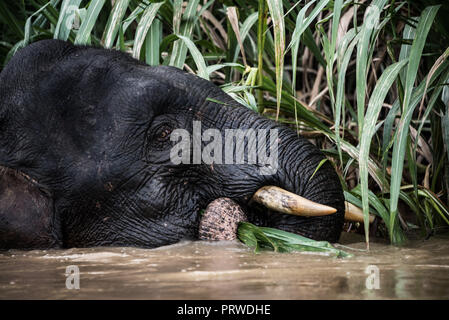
[1, 233, 449, 299]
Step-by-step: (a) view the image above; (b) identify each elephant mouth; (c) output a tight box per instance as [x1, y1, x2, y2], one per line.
[198, 186, 338, 241]
[198, 186, 372, 241]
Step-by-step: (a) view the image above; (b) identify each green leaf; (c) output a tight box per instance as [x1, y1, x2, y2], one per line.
[54, 0, 82, 41]
[289, 0, 329, 133]
[24, 2, 53, 46]
[102, 0, 130, 48]
[266, 0, 285, 121]
[335, 30, 358, 165]
[309, 158, 328, 182]
[132, 1, 164, 60]
[175, 34, 209, 80]
[355, 0, 386, 137]
[145, 18, 162, 66]
[389, 5, 441, 244]
[169, 0, 200, 68]
[359, 59, 408, 245]
[74, 0, 106, 45]
[237, 222, 353, 258]
[232, 11, 258, 63]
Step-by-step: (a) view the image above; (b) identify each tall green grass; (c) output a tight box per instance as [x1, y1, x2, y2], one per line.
[0, 0, 448, 246]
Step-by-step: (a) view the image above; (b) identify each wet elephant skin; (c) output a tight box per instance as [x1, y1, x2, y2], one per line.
[0, 40, 344, 249]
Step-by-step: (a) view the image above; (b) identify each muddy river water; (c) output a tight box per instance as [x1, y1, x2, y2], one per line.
[1, 233, 449, 299]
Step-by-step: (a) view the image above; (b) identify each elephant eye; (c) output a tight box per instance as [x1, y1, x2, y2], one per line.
[145, 120, 175, 153]
[156, 125, 172, 141]
[153, 123, 173, 143]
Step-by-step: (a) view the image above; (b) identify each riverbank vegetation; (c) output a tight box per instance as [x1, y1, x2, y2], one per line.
[0, 0, 448, 246]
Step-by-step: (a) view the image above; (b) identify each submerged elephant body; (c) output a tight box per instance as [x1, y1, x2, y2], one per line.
[0, 40, 344, 249]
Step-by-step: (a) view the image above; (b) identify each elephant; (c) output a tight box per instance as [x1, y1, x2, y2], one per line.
[0, 39, 345, 249]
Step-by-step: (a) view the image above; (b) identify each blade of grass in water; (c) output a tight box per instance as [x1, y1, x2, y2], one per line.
[359, 59, 408, 247]
[237, 222, 353, 258]
[389, 5, 440, 244]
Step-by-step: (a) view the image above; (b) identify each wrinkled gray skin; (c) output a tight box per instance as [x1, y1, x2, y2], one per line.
[0, 40, 344, 249]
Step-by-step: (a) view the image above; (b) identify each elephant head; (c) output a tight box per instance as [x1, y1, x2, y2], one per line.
[0, 40, 345, 249]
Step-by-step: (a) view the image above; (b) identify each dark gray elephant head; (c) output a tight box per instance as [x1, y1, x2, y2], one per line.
[0, 39, 344, 249]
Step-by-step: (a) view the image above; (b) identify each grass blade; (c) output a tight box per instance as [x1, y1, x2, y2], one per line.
[232, 12, 258, 63]
[102, 0, 130, 48]
[145, 18, 161, 66]
[289, 0, 329, 132]
[237, 222, 352, 257]
[24, 2, 52, 46]
[175, 34, 209, 80]
[132, 1, 164, 60]
[256, 0, 268, 112]
[399, 22, 416, 85]
[54, 0, 81, 41]
[227, 7, 246, 66]
[355, 0, 385, 137]
[169, 0, 200, 69]
[359, 59, 408, 246]
[335, 30, 358, 165]
[389, 5, 440, 244]
[74, 0, 106, 45]
[266, 0, 285, 121]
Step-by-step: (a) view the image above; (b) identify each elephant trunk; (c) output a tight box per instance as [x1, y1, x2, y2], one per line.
[242, 124, 345, 242]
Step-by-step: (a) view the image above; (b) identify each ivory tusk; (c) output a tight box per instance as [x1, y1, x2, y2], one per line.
[344, 202, 375, 223]
[251, 186, 337, 217]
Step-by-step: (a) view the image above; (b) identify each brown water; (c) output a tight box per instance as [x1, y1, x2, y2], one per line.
[1, 233, 449, 299]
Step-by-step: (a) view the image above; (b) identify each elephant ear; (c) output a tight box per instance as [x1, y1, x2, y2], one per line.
[0, 166, 61, 249]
